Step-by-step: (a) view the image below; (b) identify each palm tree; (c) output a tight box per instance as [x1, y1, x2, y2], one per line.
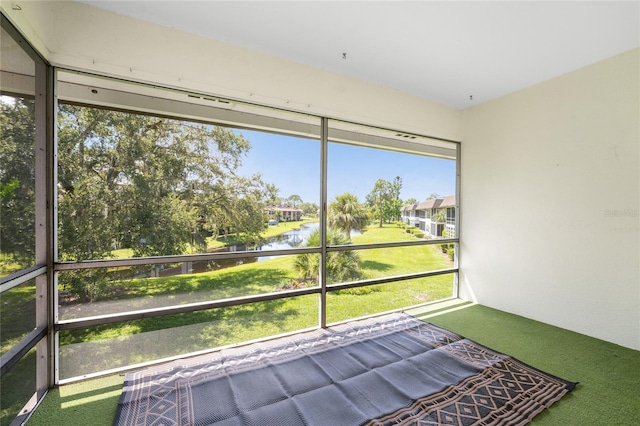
[293, 228, 362, 284]
[328, 193, 369, 237]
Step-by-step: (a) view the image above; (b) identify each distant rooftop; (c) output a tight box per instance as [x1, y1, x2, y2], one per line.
[402, 195, 455, 211]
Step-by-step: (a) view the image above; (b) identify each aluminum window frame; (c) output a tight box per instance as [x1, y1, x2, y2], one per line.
[0, 13, 53, 425]
[2, 35, 461, 396]
[51, 70, 461, 382]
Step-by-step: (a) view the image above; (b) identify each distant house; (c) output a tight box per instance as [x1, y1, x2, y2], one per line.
[265, 206, 303, 222]
[401, 195, 456, 238]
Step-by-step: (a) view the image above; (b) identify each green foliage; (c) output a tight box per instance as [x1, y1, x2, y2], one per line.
[1, 349, 37, 426]
[328, 193, 369, 237]
[447, 247, 455, 261]
[48, 104, 280, 300]
[0, 253, 22, 277]
[366, 177, 403, 227]
[59, 269, 111, 303]
[224, 193, 268, 245]
[0, 179, 20, 202]
[0, 283, 36, 355]
[286, 194, 303, 208]
[431, 209, 447, 223]
[299, 202, 320, 217]
[438, 228, 454, 255]
[56, 104, 274, 264]
[426, 193, 441, 201]
[335, 285, 380, 296]
[404, 197, 418, 206]
[275, 278, 312, 291]
[0, 97, 36, 272]
[54, 225, 454, 347]
[404, 227, 424, 238]
[294, 228, 362, 284]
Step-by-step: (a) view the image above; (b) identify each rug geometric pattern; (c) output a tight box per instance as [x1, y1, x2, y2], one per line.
[113, 313, 575, 426]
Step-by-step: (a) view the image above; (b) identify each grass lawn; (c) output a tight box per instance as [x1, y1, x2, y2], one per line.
[0, 252, 29, 276]
[4, 223, 454, 378]
[3, 223, 457, 412]
[327, 225, 453, 322]
[59, 225, 453, 348]
[0, 283, 36, 355]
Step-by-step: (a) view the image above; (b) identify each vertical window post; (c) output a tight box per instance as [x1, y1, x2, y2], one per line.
[319, 117, 328, 328]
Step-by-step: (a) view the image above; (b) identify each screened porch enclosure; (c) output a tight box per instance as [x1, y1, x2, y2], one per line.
[0, 15, 460, 425]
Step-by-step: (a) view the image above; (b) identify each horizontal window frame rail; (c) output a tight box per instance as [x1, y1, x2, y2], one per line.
[327, 238, 458, 253]
[0, 326, 47, 376]
[0, 265, 46, 292]
[53, 247, 321, 271]
[328, 128, 456, 160]
[55, 266, 456, 331]
[54, 239, 459, 271]
[326, 267, 458, 292]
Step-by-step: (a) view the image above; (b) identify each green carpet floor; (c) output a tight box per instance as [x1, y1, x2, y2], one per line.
[27, 302, 640, 425]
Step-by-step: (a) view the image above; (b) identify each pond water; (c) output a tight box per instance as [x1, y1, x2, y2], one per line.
[254, 221, 320, 255]
[173, 222, 321, 275]
[155, 222, 365, 277]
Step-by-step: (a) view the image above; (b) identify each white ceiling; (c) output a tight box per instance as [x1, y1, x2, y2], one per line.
[81, 1, 639, 109]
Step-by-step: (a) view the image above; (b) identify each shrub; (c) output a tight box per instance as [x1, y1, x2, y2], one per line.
[59, 269, 111, 303]
[275, 279, 309, 291]
[294, 228, 362, 284]
[440, 243, 451, 253]
[447, 247, 455, 261]
[335, 285, 380, 296]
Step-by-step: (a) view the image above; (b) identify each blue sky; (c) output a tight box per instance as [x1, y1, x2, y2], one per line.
[237, 129, 456, 205]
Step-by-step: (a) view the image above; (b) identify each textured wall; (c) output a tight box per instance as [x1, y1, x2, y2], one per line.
[460, 48, 640, 349]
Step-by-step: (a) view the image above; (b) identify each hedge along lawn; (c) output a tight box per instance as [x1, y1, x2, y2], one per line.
[60, 224, 455, 357]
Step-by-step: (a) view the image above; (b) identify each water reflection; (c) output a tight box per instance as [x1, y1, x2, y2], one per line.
[253, 222, 320, 260]
[152, 222, 364, 277]
[160, 222, 321, 276]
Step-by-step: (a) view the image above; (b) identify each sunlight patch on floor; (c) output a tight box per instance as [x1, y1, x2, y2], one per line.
[406, 298, 476, 318]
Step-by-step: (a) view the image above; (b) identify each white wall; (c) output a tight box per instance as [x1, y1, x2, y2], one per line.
[460, 48, 640, 350]
[0, 0, 463, 141]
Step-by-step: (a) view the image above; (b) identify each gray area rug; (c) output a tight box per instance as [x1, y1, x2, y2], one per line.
[114, 313, 575, 425]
